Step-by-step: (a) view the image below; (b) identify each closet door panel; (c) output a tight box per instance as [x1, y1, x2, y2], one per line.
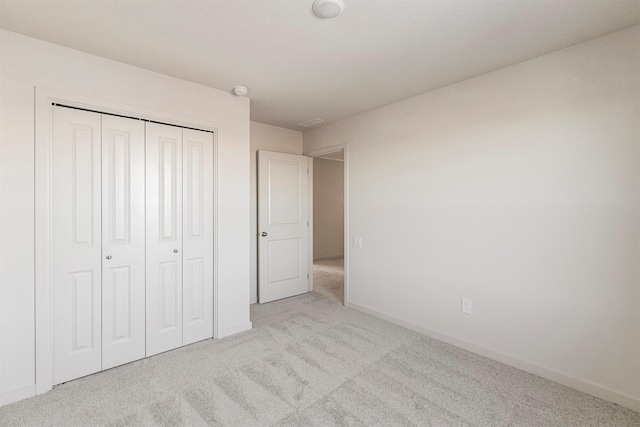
[146, 123, 183, 356]
[182, 129, 214, 345]
[183, 129, 213, 344]
[52, 106, 102, 385]
[101, 115, 146, 369]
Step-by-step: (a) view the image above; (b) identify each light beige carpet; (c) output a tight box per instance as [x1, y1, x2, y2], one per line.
[1, 291, 638, 426]
[313, 256, 344, 304]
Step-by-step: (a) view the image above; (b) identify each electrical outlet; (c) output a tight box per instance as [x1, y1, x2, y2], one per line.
[353, 236, 362, 248]
[461, 298, 472, 314]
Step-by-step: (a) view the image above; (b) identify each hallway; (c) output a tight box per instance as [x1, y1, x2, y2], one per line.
[312, 256, 343, 304]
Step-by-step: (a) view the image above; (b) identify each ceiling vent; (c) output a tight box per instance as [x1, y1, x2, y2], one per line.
[298, 118, 325, 128]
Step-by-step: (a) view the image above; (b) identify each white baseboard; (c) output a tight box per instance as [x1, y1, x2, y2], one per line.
[0, 384, 36, 407]
[313, 253, 344, 261]
[250, 297, 257, 304]
[348, 301, 640, 413]
[217, 321, 253, 339]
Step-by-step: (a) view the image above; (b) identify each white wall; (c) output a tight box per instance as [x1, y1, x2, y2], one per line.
[304, 26, 640, 409]
[0, 30, 251, 404]
[249, 122, 303, 303]
[313, 158, 344, 259]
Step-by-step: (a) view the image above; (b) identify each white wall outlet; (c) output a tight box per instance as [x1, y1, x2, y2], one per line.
[353, 236, 362, 248]
[461, 298, 472, 314]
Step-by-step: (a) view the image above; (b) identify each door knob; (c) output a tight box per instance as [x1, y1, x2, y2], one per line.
[261, 232, 268, 237]
[106, 255, 112, 260]
[173, 249, 179, 253]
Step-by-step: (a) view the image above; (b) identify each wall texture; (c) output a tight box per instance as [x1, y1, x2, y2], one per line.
[0, 30, 251, 404]
[304, 26, 640, 409]
[250, 122, 303, 303]
[313, 158, 344, 259]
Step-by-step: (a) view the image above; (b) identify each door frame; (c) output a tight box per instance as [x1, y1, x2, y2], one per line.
[34, 87, 219, 395]
[304, 143, 349, 306]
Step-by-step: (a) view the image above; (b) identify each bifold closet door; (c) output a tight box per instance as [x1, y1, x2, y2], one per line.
[146, 125, 214, 354]
[182, 129, 214, 345]
[52, 108, 147, 383]
[53, 109, 214, 379]
[101, 115, 146, 370]
[52, 106, 102, 384]
[146, 123, 184, 356]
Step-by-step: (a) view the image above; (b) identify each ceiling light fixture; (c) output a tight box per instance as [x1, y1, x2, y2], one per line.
[312, 0, 345, 19]
[232, 86, 248, 96]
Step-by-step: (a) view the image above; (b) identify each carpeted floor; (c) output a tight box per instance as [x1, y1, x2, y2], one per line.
[313, 256, 344, 304]
[1, 291, 639, 426]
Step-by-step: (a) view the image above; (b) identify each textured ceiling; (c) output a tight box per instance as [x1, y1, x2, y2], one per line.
[1, 0, 638, 130]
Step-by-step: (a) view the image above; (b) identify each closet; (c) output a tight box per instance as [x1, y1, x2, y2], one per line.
[51, 106, 214, 385]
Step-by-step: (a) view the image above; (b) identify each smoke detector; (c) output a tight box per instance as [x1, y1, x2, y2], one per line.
[232, 86, 248, 96]
[312, 0, 345, 19]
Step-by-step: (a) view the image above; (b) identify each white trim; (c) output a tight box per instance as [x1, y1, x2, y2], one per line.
[304, 143, 350, 306]
[250, 297, 258, 304]
[348, 301, 640, 413]
[35, 87, 220, 395]
[35, 88, 54, 394]
[217, 321, 253, 339]
[308, 157, 314, 292]
[0, 91, 2, 401]
[0, 385, 36, 406]
[212, 129, 219, 339]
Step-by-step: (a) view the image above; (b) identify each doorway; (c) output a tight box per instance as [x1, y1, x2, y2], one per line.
[309, 148, 346, 305]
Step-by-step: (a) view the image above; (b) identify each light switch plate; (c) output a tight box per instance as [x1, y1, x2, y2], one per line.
[461, 298, 472, 314]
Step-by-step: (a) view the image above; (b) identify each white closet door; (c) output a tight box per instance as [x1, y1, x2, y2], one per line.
[52, 106, 102, 384]
[101, 115, 146, 369]
[182, 129, 214, 345]
[146, 123, 183, 356]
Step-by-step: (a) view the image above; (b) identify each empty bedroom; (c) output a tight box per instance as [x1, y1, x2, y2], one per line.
[1, 0, 640, 425]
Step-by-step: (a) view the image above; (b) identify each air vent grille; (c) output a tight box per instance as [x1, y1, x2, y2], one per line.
[298, 118, 325, 128]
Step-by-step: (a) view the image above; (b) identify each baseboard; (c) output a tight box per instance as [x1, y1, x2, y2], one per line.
[0, 384, 36, 407]
[250, 297, 257, 304]
[313, 253, 344, 261]
[217, 321, 253, 339]
[348, 301, 640, 412]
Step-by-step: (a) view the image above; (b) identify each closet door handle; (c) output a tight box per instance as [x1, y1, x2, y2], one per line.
[261, 232, 268, 237]
[173, 249, 179, 253]
[105, 255, 112, 260]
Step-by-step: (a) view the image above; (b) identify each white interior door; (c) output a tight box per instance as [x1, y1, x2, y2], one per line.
[146, 123, 183, 356]
[182, 129, 214, 345]
[258, 150, 310, 303]
[52, 106, 102, 384]
[101, 115, 146, 369]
